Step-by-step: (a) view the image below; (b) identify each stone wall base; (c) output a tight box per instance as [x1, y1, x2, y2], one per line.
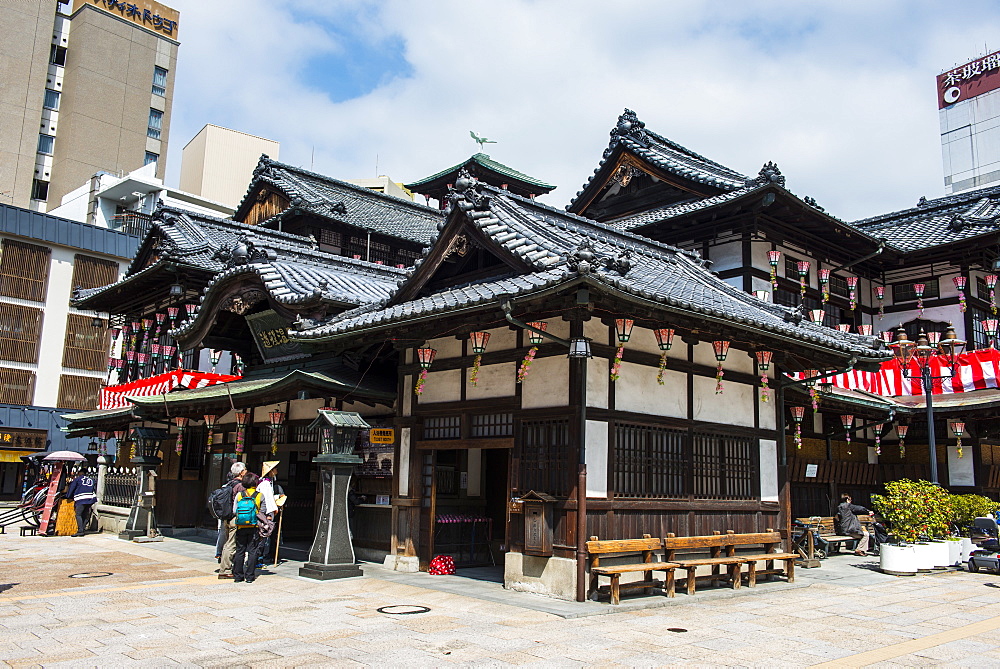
[504, 552, 576, 600]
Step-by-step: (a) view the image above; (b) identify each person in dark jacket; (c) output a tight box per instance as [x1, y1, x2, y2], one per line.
[837, 494, 873, 556]
[218, 462, 247, 579]
[65, 471, 98, 536]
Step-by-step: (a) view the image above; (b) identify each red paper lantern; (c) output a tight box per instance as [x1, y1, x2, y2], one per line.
[416, 347, 437, 369]
[526, 321, 547, 345]
[469, 331, 490, 355]
[653, 328, 675, 351]
[614, 318, 634, 344]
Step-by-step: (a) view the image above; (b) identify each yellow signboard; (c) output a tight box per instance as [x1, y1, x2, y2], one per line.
[369, 428, 394, 444]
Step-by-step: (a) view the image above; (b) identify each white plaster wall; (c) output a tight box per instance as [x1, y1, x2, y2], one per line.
[750, 276, 772, 296]
[759, 439, 778, 502]
[467, 448, 482, 496]
[615, 361, 686, 418]
[692, 341, 753, 374]
[401, 375, 412, 416]
[868, 446, 878, 465]
[948, 446, 976, 486]
[288, 398, 325, 421]
[341, 401, 394, 418]
[584, 319, 609, 346]
[483, 325, 517, 351]
[708, 240, 743, 273]
[520, 356, 568, 408]
[416, 369, 462, 404]
[628, 326, 684, 360]
[398, 427, 410, 496]
[587, 357, 609, 410]
[427, 336, 462, 360]
[466, 362, 516, 400]
[585, 420, 608, 498]
[759, 387, 776, 430]
[692, 376, 754, 427]
[723, 276, 744, 291]
[545, 319, 570, 340]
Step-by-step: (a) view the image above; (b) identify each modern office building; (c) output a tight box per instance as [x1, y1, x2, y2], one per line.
[179, 125, 279, 209]
[939, 50, 1000, 193]
[0, 0, 180, 212]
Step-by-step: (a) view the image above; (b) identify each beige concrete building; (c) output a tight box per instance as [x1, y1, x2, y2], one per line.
[179, 124, 279, 209]
[0, 0, 179, 211]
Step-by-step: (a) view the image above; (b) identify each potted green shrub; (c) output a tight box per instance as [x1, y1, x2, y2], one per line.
[950, 494, 1000, 563]
[872, 479, 953, 574]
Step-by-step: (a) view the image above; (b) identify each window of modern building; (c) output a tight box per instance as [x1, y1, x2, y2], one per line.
[0, 240, 50, 302]
[0, 368, 35, 406]
[43, 89, 60, 110]
[71, 255, 118, 291]
[147, 109, 163, 139]
[0, 303, 44, 363]
[49, 45, 66, 66]
[152, 67, 168, 96]
[62, 314, 109, 371]
[56, 374, 103, 410]
[892, 278, 940, 303]
[31, 179, 49, 201]
[37, 134, 54, 155]
[144, 151, 158, 166]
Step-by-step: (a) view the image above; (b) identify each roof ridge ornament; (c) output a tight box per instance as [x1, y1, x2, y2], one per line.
[747, 161, 785, 188]
[803, 195, 825, 212]
[214, 233, 278, 268]
[564, 241, 631, 277]
[605, 109, 648, 157]
[445, 168, 491, 218]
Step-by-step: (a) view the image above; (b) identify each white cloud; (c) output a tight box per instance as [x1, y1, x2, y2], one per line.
[165, 0, 1000, 221]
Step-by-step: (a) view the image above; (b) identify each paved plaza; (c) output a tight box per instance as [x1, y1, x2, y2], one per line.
[3, 531, 1000, 667]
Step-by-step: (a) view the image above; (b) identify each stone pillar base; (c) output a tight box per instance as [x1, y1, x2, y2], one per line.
[118, 529, 146, 541]
[299, 562, 363, 580]
[383, 555, 420, 572]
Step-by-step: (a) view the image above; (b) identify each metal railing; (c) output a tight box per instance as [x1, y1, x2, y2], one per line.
[112, 211, 153, 238]
[102, 466, 139, 508]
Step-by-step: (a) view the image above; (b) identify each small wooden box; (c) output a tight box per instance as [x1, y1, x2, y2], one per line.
[519, 490, 557, 557]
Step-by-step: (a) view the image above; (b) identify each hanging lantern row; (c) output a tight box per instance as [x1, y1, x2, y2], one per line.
[235, 410, 251, 454]
[954, 276, 967, 313]
[790, 405, 805, 449]
[858, 324, 873, 336]
[803, 368, 821, 412]
[847, 276, 858, 311]
[951, 421, 966, 459]
[203, 414, 218, 453]
[797, 261, 810, 299]
[268, 408, 286, 455]
[174, 416, 189, 455]
[841, 414, 854, 455]
[818, 269, 830, 303]
[836, 324, 851, 333]
[984, 319, 999, 347]
[468, 331, 490, 387]
[756, 350, 772, 402]
[897, 424, 909, 458]
[767, 250, 780, 289]
[654, 328, 675, 386]
[875, 285, 885, 319]
[913, 283, 926, 316]
[609, 319, 633, 382]
[809, 309, 824, 325]
[873, 423, 883, 456]
[988, 274, 998, 315]
[712, 340, 730, 395]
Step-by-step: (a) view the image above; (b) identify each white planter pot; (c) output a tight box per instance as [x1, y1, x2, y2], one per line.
[913, 542, 937, 571]
[880, 544, 918, 575]
[960, 537, 975, 562]
[928, 540, 951, 568]
[946, 539, 963, 566]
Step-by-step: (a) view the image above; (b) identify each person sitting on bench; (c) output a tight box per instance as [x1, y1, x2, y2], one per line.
[837, 494, 873, 556]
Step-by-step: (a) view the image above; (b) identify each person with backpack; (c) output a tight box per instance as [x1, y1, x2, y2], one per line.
[232, 472, 267, 583]
[213, 462, 246, 580]
[256, 461, 280, 568]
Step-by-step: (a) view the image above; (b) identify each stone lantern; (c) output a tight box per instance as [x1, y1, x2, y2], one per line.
[298, 410, 370, 580]
[120, 426, 169, 541]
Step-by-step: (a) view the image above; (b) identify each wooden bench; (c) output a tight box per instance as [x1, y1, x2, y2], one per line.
[663, 530, 797, 595]
[795, 516, 872, 557]
[586, 534, 679, 605]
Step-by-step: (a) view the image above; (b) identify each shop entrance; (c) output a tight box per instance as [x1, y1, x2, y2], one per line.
[419, 445, 510, 571]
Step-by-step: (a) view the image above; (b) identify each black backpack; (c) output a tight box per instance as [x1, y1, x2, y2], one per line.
[208, 483, 235, 520]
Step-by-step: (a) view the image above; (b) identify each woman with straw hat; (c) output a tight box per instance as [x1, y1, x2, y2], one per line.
[256, 461, 280, 567]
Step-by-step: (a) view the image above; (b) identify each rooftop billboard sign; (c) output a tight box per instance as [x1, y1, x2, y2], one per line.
[938, 51, 1000, 109]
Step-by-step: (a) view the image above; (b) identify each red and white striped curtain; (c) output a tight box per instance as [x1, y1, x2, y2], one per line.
[786, 348, 1000, 398]
[99, 370, 241, 409]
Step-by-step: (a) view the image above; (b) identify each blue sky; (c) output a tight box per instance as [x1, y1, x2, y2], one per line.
[164, 1, 1000, 220]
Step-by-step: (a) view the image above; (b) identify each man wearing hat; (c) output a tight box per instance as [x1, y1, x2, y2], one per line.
[257, 461, 280, 567]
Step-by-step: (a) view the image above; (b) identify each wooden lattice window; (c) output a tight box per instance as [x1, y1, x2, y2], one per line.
[71, 255, 118, 291]
[62, 313, 110, 371]
[0, 303, 43, 363]
[691, 432, 754, 500]
[519, 419, 571, 497]
[471, 413, 513, 438]
[0, 368, 35, 405]
[614, 423, 687, 498]
[0, 240, 50, 302]
[422, 416, 461, 440]
[56, 374, 103, 410]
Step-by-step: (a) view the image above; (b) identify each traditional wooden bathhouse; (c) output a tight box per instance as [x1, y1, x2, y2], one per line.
[567, 109, 1000, 512]
[286, 169, 887, 600]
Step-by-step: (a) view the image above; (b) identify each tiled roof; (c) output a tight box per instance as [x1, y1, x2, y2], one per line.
[851, 183, 1000, 252]
[237, 155, 442, 244]
[609, 183, 764, 230]
[568, 109, 747, 210]
[405, 153, 556, 191]
[294, 175, 887, 363]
